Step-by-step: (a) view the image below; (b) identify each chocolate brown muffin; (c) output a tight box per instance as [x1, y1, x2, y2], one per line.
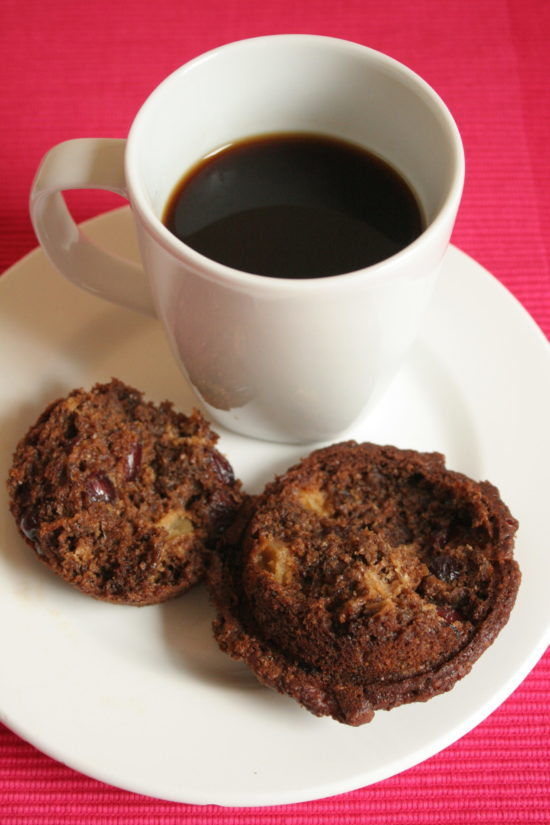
[8, 379, 242, 605]
[208, 441, 520, 725]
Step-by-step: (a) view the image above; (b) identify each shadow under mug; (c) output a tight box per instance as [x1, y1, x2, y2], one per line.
[30, 35, 464, 444]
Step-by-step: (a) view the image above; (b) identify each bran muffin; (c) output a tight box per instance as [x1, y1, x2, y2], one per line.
[208, 441, 520, 725]
[8, 379, 242, 605]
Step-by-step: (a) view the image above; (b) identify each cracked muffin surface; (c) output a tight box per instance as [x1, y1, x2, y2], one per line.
[7, 379, 243, 605]
[208, 441, 520, 725]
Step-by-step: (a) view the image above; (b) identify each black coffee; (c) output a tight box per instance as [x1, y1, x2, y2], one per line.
[163, 133, 425, 279]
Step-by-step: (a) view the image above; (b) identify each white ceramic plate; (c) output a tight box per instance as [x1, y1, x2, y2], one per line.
[0, 208, 549, 807]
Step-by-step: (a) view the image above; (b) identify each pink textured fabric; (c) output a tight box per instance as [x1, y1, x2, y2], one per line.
[1, 0, 548, 822]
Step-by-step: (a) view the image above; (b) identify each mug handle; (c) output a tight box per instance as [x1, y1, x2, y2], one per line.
[30, 138, 156, 317]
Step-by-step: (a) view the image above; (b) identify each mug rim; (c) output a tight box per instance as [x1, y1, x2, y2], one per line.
[125, 34, 465, 291]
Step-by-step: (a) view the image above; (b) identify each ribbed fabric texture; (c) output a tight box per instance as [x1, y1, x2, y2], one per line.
[1, 0, 548, 821]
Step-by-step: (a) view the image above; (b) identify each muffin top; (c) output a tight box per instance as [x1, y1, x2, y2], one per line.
[209, 441, 520, 724]
[8, 379, 243, 605]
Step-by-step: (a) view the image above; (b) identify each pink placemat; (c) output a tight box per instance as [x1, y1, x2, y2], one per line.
[1, 0, 549, 821]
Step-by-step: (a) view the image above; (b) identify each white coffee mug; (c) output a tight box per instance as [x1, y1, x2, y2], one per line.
[30, 35, 464, 444]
